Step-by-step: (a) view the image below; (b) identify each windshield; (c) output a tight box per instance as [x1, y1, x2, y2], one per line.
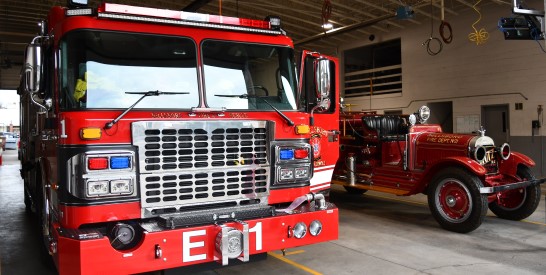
[59, 30, 199, 109]
[202, 40, 298, 111]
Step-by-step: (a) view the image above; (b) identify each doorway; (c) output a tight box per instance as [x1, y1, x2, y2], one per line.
[481, 104, 509, 144]
[427, 101, 453, 133]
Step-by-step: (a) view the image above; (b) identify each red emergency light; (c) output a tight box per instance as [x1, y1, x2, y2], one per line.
[294, 148, 309, 159]
[88, 157, 108, 170]
[96, 3, 280, 34]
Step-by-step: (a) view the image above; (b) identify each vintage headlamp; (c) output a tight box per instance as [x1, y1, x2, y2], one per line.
[474, 145, 487, 163]
[417, 105, 430, 123]
[499, 143, 511, 160]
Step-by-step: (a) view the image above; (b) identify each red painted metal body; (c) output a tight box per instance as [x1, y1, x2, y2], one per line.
[334, 113, 535, 196]
[55, 205, 338, 275]
[18, 3, 340, 274]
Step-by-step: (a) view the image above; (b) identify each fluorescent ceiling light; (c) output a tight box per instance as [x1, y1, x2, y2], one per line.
[322, 22, 333, 29]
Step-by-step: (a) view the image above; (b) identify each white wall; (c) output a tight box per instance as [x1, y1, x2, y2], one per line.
[340, 4, 546, 137]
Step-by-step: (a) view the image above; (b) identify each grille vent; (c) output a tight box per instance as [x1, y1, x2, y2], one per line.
[132, 121, 271, 215]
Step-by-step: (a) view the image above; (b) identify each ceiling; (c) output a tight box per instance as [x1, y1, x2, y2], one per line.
[0, 0, 511, 90]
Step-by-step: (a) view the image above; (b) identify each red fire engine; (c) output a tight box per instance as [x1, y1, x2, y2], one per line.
[333, 106, 545, 233]
[19, 1, 340, 274]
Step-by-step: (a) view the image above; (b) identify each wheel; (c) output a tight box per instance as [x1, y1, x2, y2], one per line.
[35, 166, 55, 269]
[343, 186, 368, 195]
[427, 167, 487, 233]
[489, 166, 541, 221]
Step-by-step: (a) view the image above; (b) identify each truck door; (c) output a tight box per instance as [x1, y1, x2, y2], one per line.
[299, 50, 340, 193]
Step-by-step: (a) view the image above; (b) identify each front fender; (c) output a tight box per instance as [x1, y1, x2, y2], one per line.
[417, 157, 487, 194]
[427, 156, 488, 176]
[498, 151, 535, 177]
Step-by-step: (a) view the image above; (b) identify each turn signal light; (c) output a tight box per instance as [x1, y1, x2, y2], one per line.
[80, 127, 102, 140]
[295, 124, 310, 135]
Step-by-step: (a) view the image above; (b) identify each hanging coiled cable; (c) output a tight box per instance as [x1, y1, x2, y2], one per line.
[322, 0, 332, 33]
[439, 0, 453, 44]
[468, 0, 489, 45]
[422, 0, 443, 55]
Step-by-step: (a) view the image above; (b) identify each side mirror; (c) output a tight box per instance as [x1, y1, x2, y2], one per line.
[315, 59, 331, 99]
[23, 42, 43, 94]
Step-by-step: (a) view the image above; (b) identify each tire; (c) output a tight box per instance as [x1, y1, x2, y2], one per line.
[343, 186, 368, 195]
[489, 166, 541, 221]
[427, 167, 488, 233]
[35, 166, 55, 270]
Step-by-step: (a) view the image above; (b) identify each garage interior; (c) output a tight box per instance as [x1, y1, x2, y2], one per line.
[1, 0, 546, 274]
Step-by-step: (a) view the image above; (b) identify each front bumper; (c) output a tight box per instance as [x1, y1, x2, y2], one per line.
[55, 203, 338, 275]
[480, 178, 546, 194]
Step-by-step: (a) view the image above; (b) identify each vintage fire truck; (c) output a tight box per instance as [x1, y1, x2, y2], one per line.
[19, 1, 340, 274]
[333, 106, 545, 233]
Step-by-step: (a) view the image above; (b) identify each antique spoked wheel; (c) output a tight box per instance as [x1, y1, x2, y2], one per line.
[428, 167, 487, 233]
[489, 166, 541, 221]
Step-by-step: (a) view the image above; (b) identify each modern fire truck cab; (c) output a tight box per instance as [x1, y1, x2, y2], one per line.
[333, 106, 545, 233]
[19, 1, 340, 274]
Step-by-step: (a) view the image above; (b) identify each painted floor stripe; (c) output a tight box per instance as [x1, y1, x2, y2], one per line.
[520, 219, 546, 226]
[268, 252, 322, 275]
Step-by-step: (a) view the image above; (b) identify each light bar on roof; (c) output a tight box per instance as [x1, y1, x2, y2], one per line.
[97, 3, 282, 35]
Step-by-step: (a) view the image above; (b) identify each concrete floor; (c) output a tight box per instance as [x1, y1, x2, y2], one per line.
[1, 149, 546, 275]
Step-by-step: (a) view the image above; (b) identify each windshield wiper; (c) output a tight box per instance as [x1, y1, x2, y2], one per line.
[215, 94, 294, 126]
[104, 90, 189, 129]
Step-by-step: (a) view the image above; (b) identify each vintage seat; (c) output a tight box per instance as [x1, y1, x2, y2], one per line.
[362, 115, 407, 142]
[362, 116, 383, 141]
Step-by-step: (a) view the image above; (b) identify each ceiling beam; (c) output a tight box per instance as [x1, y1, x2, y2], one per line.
[352, 0, 421, 25]
[182, 0, 213, 12]
[295, 14, 395, 46]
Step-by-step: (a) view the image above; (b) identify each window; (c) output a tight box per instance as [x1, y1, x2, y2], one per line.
[344, 39, 401, 97]
[59, 30, 199, 110]
[202, 40, 298, 111]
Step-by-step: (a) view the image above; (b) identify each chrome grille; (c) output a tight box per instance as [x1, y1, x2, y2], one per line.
[482, 145, 498, 174]
[132, 121, 271, 216]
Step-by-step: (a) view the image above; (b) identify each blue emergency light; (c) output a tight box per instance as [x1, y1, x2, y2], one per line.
[279, 149, 294, 160]
[110, 156, 131, 169]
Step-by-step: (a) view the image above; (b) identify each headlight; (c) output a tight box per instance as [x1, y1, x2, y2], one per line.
[68, 150, 137, 199]
[274, 143, 312, 186]
[418, 105, 430, 123]
[110, 179, 133, 194]
[295, 167, 309, 179]
[474, 145, 486, 163]
[292, 222, 307, 239]
[280, 168, 294, 180]
[309, 220, 323, 236]
[499, 143, 510, 160]
[87, 181, 109, 196]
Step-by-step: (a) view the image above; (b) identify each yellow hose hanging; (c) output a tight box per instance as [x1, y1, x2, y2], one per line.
[468, 0, 489, 45]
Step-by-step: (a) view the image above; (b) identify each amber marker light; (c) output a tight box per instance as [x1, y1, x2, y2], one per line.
[80, 127, 102, 140]
[295, 124, 310, 135]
